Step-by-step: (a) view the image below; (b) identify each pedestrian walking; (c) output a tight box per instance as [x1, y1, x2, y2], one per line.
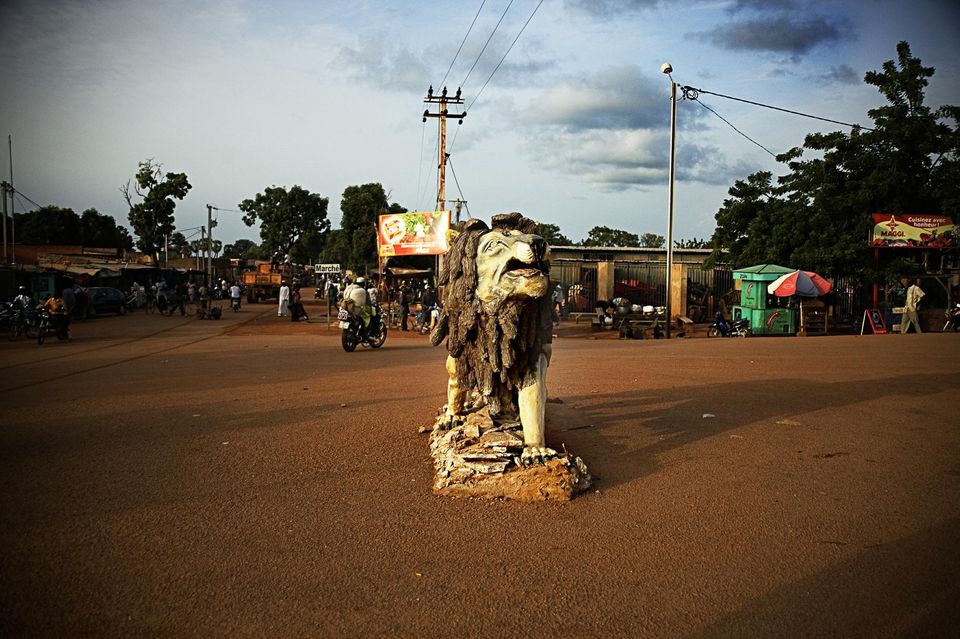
[900, 278, 925, 334]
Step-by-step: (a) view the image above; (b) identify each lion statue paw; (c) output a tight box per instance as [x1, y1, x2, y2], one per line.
[520, 446, 558, 466]
[435, 413, 465, 431]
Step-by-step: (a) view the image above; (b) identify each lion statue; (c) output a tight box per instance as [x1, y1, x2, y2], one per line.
[430, 212, 556, 465]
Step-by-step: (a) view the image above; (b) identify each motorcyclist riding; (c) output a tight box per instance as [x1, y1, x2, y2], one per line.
[341, 277, 376, 340]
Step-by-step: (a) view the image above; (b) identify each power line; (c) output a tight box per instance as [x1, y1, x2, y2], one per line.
[447, 0, 543, 157]
[466, 0, 544, 112]
[680, 85, 875, 132]
[460, 0, 514, 89]
[439, 0, 487, 89]
[447, 155, 468, 204]
[9, 186, 43, 210]
[415, 119, 427, 210]
[689, 97, 780, 159]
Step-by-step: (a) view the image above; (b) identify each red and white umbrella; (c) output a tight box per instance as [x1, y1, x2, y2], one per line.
[767, 270, 832, 297]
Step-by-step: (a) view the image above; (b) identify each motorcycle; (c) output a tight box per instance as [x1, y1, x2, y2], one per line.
[36, 306, 71, 344]
[338, 303, 387, 352]
[231, 297, 241, 312]
[707, 311, 752, 337]
[943, 304, 960, 332]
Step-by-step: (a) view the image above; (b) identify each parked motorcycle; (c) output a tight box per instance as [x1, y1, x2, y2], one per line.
[707, 311, 752, 337]
[943, 304, 960, 332]
[338, 303, 387, 352]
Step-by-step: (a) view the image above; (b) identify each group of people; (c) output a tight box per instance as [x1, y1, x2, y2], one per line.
[30, 283, 91, 321]
[278, 281, 308, 321]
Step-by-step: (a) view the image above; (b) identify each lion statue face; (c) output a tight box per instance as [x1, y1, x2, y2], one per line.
[474, 227, 550, 305]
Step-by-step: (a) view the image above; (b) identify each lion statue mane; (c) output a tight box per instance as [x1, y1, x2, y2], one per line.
[431, 212, 556, 463]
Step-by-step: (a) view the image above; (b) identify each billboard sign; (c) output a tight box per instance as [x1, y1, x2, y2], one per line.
[870, 214, 955, 248]
[378, 211, 450, 257]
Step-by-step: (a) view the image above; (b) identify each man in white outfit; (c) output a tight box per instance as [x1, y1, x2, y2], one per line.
[278, 281, 291, 317]
[900, 278, 925, 333]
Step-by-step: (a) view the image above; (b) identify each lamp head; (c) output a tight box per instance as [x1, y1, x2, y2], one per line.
[660, 63, 673, 75]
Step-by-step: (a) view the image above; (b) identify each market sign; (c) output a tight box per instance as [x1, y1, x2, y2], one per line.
[869, 214, 955, 248]
[314, 263, 340, 274]
[378, 211, 450, 257]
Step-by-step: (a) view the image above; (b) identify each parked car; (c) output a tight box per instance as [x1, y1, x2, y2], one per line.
[85, 287, 127, 317]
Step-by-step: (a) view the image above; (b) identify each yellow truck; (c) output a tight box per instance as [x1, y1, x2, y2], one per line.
[242, 263, 283, 303]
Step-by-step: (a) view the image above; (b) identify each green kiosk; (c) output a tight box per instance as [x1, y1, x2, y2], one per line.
[732, 264, 797, 335]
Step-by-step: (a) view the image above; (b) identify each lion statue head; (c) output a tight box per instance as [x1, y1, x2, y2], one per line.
[431, 212, 553, 420]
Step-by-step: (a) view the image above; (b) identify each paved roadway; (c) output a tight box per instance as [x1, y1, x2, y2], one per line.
[2, 302, 959, 637]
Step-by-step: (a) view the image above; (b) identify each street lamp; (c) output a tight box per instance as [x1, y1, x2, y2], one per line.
[662, 62, 677, 338]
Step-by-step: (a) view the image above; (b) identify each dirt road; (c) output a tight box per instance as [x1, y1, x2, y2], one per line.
[2, 302, 959, 637]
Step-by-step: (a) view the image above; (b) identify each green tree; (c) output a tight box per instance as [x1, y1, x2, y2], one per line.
[708, 42, 959, 279]
[122, 159, 192, 262]
[223, 239, 263, 260]
[537, 223, 572, 246]
[190, 238, 222, 258]
[80, 208, 134, 250]
[239, 185, 330, 262]
[167, 232, 191, 258]
[14, 206, 82, 244]
[675, 237, 709, 249]
[639, 233, 665, 248]
[337, 183, 406, 273]
[582, 226, 640, 247]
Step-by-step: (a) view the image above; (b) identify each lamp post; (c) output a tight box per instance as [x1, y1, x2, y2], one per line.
[662, 62, 677, 338]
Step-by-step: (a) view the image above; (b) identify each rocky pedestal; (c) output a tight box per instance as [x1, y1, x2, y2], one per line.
[427, 410, 591, 502]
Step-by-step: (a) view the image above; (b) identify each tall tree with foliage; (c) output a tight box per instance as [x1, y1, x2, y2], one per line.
[708, 41, 959, 280]
[639, 233, 665, 248]
[14, 206, 82, 244]
[337, 183, 406, 274]
[223, 239, 264, 260]
[239, 185, 330, 262]
[122, 159, 191, 262]
[537, 223, 572, 246]
[582, 226, 640, 247]
[80, 208, 134, 251]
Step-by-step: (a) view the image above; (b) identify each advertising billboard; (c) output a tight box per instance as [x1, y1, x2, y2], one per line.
[378, 211, 450, 257]
[869, 214, 955, 248]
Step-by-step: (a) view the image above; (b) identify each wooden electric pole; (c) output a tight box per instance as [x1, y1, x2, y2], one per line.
[423, 85, 466, 212]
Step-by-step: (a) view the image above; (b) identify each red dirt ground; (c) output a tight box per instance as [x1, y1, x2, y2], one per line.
[1, 298, 958, 637]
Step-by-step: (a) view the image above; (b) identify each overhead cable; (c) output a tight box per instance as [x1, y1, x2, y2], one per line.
[439, 0, 487, 89]
[447, 155, 468, 204]
[466, 0, 544, 112]
[9, 186, 43, 210]
[680, 85, 874, 132]
[689, 98, 779, 159]
[460, 0, 515, 89]
[449, 0, 543, 157]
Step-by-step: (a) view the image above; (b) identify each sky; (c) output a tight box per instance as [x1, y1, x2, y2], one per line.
[1, 0, 959, 251]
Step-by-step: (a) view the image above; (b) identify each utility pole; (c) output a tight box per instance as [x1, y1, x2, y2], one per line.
[1, 181, 8, 263]
[206, 204, 218, 287]
[8, 135, 14, 265]
[423, 85, 466, 212]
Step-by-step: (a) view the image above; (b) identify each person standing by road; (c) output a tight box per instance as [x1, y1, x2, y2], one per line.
[278, 281, 291, 317]
[398, 283, 411, 331]
[900, 278, 925, 334]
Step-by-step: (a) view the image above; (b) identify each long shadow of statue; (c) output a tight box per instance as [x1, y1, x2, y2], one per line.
[546, 371, 957, 490]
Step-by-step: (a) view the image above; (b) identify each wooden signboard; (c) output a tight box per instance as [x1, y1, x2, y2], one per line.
[861, 309, 887, 335]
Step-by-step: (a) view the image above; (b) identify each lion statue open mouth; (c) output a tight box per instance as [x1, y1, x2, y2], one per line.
[430, 212, 556, 465]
